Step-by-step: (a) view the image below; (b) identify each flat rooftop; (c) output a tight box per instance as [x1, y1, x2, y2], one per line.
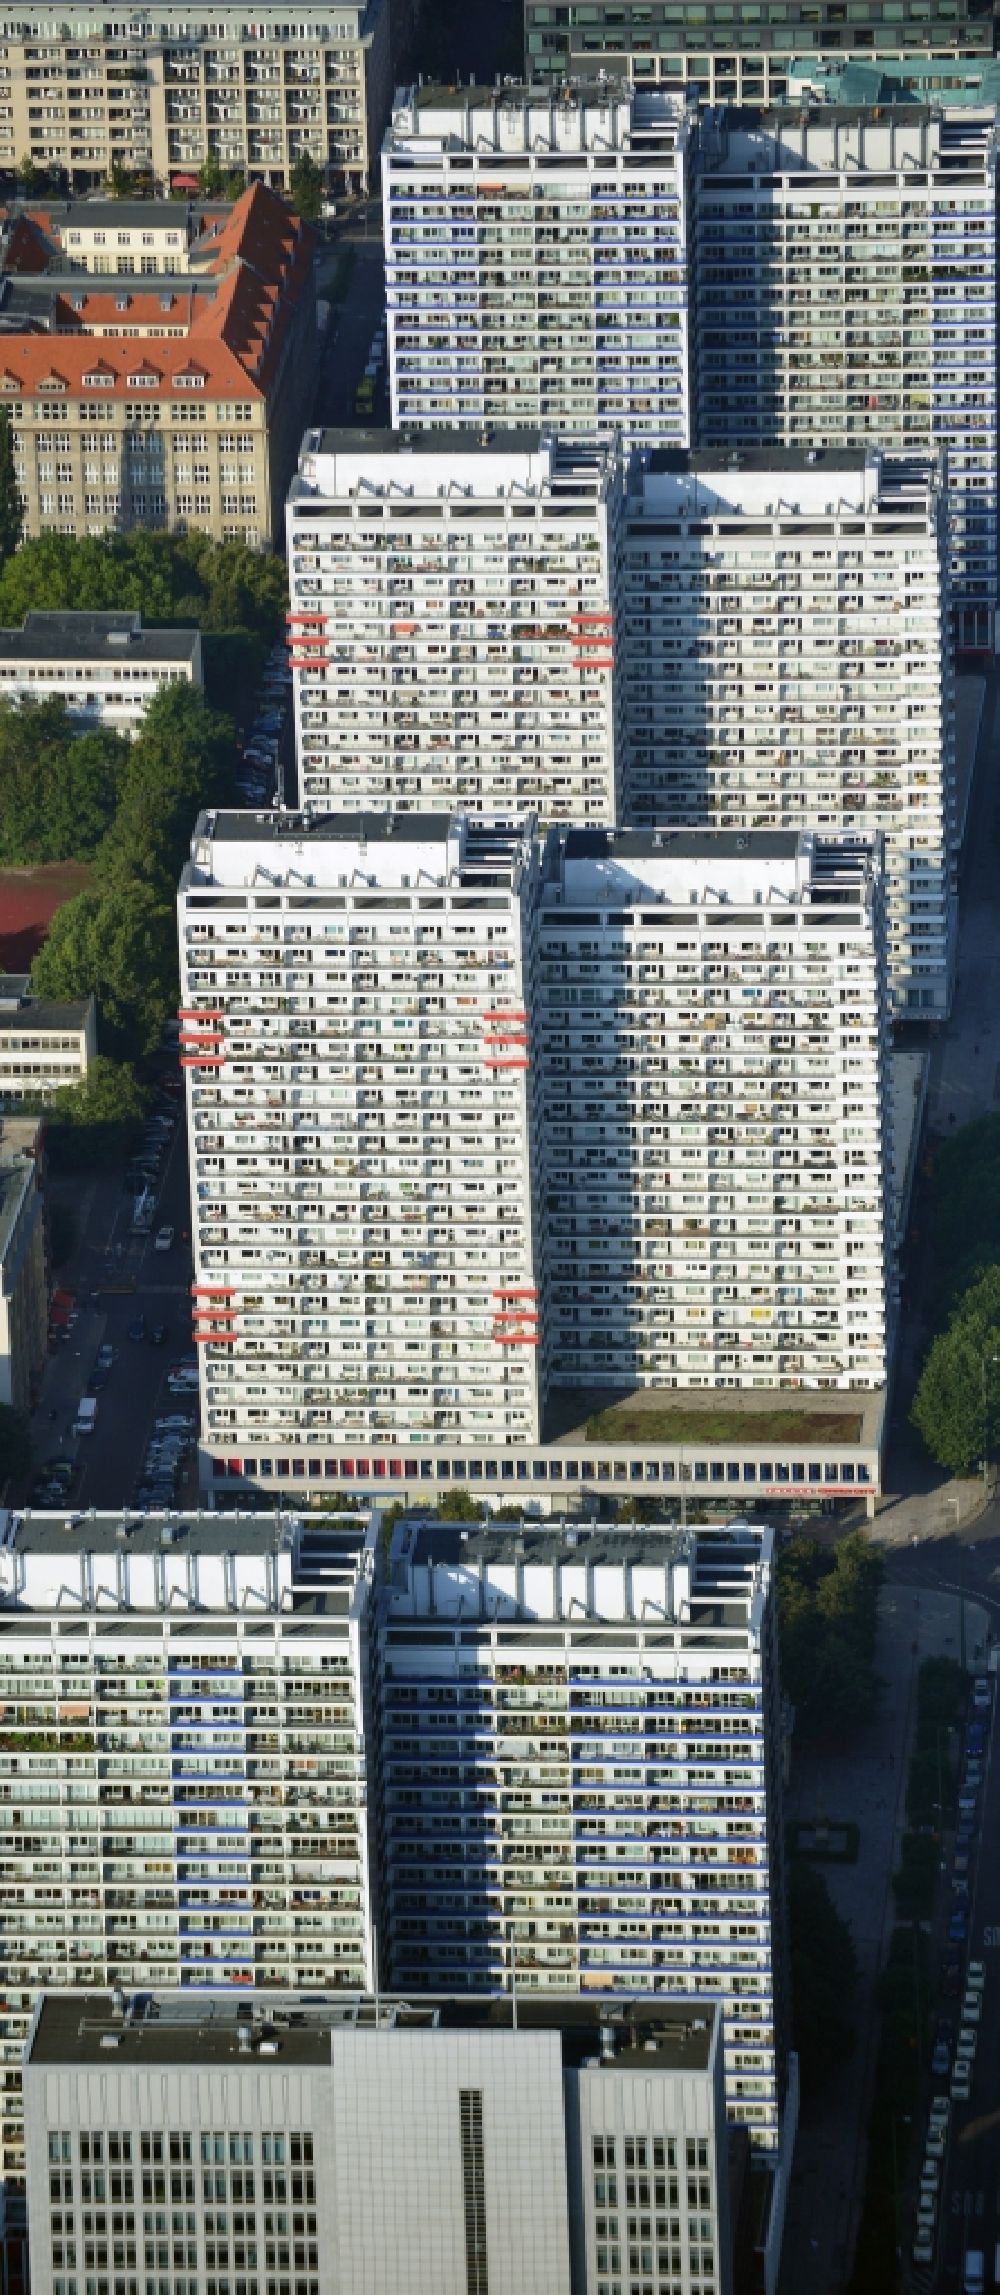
[28, 1990, 716, 2075]
[3, 1507, 319, 1557]
[644, 446, 873, 477]
[0, 612, 199, 665]
[0, 977, 93, 1030]
[402, 1519, 765, 1574]
[305, 425, 546, 458]
[543, 1384, 883, 1449]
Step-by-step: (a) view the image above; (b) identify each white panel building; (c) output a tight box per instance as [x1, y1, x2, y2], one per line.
[382, 82, 692, 446]
[178, 813, 545, 1469]
[0, 613, 202, 732]
[538, 827, 895, 1394]
[179, 816, 893, 1489]
[622, 449, 956, 1018]
[287, 430, 623, 822]
[379, 1516, 792, 2170]
[0, 1508, 378, 2187]
[23, 1990, 733, 2295]
[693, 105, 1000, 653]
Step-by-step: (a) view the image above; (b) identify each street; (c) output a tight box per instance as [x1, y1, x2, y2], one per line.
[24, 1106, 197, 1512]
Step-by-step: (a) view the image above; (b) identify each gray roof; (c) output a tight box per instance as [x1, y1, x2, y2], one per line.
[0, 611, 199, 666]
[558, 825, 804, 862]
[28, 1989, 717, 2074]
[641, 445, 878, 476]
[308, 425, 546, 457]
[0, 978, 94, 1032]
[8, 1508, 294, 1557]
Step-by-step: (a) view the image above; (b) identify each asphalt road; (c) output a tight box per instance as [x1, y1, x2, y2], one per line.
[27, 1100, 198, 1512]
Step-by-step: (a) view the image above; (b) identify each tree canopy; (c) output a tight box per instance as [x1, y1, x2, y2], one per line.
[0, 529, 286, 714]
[778, 1532, 883, 1739]
[31, 890, 177, 1061]
[289, 152, 323, 222]
[911, 1262, 1000, 1475]
[42, 1056, 150, 1171]
[0, 697, 127, 866]
[0, 406, 23, 569]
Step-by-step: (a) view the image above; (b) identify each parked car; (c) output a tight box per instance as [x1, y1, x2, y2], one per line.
[931, 2037, 951, 2077]
[962, 1989, 982, 2024]
[967, 1960, 986, 1993]
[972, 1678, 992, 1711]
[96, 1342, 114, 1371]
[926, 2125, 946, 2158]
[154, 1225, 175, 1253]
[913, 2236, 933, 2266]
[952, 2064, 972, 2103]
[949, 1909, 969, 1943]
[127, 1315, 146, 1342]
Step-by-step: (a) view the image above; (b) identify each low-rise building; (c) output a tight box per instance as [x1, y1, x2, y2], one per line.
[0, 978, 95, 1107]
[0, 186, 318, 547]
[0, 1118, 46, 1414]
[0, 612, 201, 731]
[23, 1989, 734, 2295]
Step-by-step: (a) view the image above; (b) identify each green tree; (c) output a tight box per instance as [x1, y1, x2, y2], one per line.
[93, 681, 234, 894]
[778, 1533, 883, 1739]
[0, 406, 23, 568]
[788, 1859, 858, 2102]
[911, 1262, 1000, 1474]
[43, 1056, 149, 1171]
[289, 151, 323, 222]
[0, 1403, 30, 1491]
[31, 889, 177, 1060]
[0, 698, 128, 865]
[16, 154, 42, 195]
[198, 154, 225, 199]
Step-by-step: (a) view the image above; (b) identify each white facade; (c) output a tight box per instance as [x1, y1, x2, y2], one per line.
[693, 106, 1000, 652]
[180, 817, 894, 1485]
[383, 84, 691, 447]
[0, 613, 201, 733]
[538, 828, 895, 1392]
[0, 1509, 378, 2187]
[0, 981, 95, 1104]
[379, 1516, 788, 2161]
[287, 431, 623, 822]
[622, 450, 956, 1017]
[178, 814, 545, 1466]
[23, 1991, 732, 2295]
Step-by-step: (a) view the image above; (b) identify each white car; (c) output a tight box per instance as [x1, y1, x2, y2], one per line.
[967, 1960, 986, 1992]
[962, 1991, 983, 2024]
[952, 2067, 972, 2103]
[153, 1225, 175, 1253]
[972, 1679, 992, 1710]
[920, 2159, 940, 2190]
[926, 2126, 946, 2157]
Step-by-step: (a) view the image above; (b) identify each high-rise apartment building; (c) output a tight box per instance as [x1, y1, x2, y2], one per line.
[0, 1508, 378, 2187]
[379, 1515, 793, 2168]
[693, 104, 1000, 652]
[522, 0, 996, 108]
[623, 448, 956, 1016]
[24, 1990, 734, 2295]
[0, 0, 391, 194]
[178, 813, 546, 1470]
[180, 814, 893, 1494]
[287, 431, 623, 822]
[382, 83, 692, 446]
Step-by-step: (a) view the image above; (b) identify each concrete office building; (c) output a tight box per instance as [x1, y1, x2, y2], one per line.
[622, 448, 956, 1016]
[383, 82, 692, 447]
[286, 430, 623, 821]
[0, 979, 95, 1106]
[180, 815, 893, 1499]
[0, 1118, 46, 1412]
[379, 1516, 793, 2178]
[0, 613, 201, 732]
[523, 0, 996, 108]
[0, 1508, 378, 2187]
[0, 0, 390, 194]
[23, 1990, 734, 2295]
[693, 104, 1000, 652]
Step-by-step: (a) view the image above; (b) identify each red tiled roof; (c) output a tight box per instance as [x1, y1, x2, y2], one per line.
[0, 181, 316, 405]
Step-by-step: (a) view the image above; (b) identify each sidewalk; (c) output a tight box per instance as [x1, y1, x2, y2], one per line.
[779, 1581, 988, 2293]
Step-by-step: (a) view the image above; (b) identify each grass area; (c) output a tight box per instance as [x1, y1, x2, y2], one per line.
[584, 1403, 864, 1444]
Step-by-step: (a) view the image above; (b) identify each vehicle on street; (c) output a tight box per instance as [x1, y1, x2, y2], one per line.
[963, 2249, 984, 2295]
[920, 2159, 940, 2190]
[972, 1678, 992, 1711]
[127, 1315, 146, 1342]
[154, 1226, 175, 1253]
[931, 2037, 950, 2077]
[913, 2235, 933, 2266]
[967, 1960, 985, 1992]
[916, 2197, 936, 2230]
[929, 2095, 950, 2127]
[962, 1989, 982, 2023]
[964, 1760, 983, 1789]
[949, 1909, 969, 1943]
[926, 2125, 946, 2157]
[73, 1396, 98, 1436]
[151, 1323, 167, 1345]
[96, 1343, 114, 1371]
[952, 2066, 972, 2103]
